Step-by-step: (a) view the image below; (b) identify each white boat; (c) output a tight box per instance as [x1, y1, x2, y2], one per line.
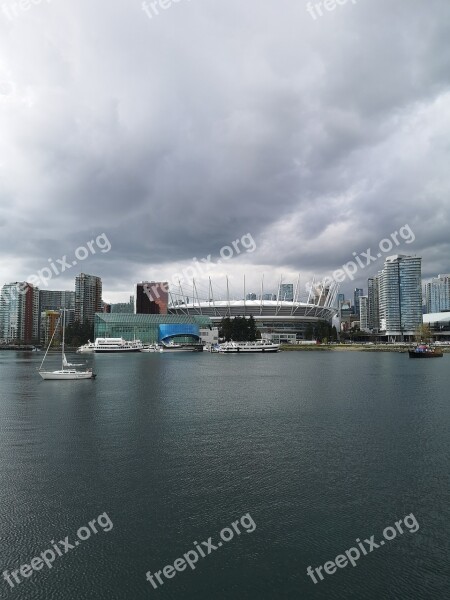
[38, 311, 96, 380]
[160, 340, 203, 352]
[77, 341, 95, 353]
[205, 343, 220, 353]
[141, 344, 163, 353]
[40, 369, 96, 380]
[93, 338, 143, 353]
[217, 340, 280, 353]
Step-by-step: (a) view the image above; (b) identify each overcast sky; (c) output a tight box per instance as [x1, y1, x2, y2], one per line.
[1, 0, 449, 303]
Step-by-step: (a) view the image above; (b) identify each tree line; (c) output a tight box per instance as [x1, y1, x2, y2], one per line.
[64, 320, 94, 347]
[219, 316, 260, 341]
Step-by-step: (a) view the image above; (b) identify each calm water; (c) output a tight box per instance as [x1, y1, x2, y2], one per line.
[0, 350, 448, 599]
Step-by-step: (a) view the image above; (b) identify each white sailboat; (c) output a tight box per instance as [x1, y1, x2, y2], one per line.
[38, 310, 96, 380]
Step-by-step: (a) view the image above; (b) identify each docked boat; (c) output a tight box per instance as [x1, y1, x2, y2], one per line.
[93, 338, 143, 353]
[141, 344, 163, 353]
[205, 343, 220, 353]
[217, 340, 280, 353]
[38, 310, 97, 380]
[77, 341, 95, 353]
[408, 344, 443, 358]
[160, 340, 203, 352]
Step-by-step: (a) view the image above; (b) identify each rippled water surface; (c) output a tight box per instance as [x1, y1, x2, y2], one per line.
[0, 350, 448, 599]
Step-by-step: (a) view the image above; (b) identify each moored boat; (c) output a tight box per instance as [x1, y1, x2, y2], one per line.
[39, 368, 96, 380]
[93, 338, 143, 353]
[38, 310, 97, 380]
[408, 344, 443, 358]
[217, 340, 280, 353]
[141, 344, 163, 353]
[160, 340, 203, 352]
[77, 341, 95, 353]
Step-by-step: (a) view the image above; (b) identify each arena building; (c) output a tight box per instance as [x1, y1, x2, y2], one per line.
[168, 299, 336, 342]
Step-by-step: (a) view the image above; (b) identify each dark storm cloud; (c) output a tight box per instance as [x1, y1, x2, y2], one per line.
[1, 0, 450, 299]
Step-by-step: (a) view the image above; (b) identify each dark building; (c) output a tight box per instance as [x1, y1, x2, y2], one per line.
[353, 288, 364, 316]
[135, 282, 168, 315]
[39, 290, 75, 325]
[75, 274, 102, 324]
[111, 302, 133, 313]
[39, 290, 75, 312]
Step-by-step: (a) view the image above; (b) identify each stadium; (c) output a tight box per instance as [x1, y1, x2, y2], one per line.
[167, 277, 338, 343]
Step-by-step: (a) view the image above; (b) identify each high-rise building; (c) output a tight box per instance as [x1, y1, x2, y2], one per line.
[246, 293, 257, 301]
[75, 274, 102, 324]
[353, 288, 364, 316]
[40, 310, 61, 346]
[39, 290, 75, 326]
[0, 282, 39, 343]
[278, 283, 294, 302]
[425, 274, 450, 313]
[135, 282, 168, 315]
[39, 290, 75, 311]
[379, 255, 422, 339]
[337, 293, 345, 307]
[367, 276, 380, 332]
[359, 296, 369, 332]
[111, 299, 134, 313]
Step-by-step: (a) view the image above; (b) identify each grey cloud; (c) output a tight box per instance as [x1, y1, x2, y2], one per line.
[0, 0, 449, 300]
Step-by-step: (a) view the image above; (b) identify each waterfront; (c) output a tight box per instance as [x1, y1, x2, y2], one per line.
[0, 351, 448, 599]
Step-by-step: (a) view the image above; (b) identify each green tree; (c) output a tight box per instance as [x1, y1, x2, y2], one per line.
[305, 324, 314, 340]
[65, 319, 94, 346]
[219, 316, 259, 341]
[219, 317, 233, 341]
[247, 315, 257, 341]
[415, 324, 432, 343]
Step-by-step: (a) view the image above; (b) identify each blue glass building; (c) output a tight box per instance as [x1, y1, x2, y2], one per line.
[94, 314, 212, 344]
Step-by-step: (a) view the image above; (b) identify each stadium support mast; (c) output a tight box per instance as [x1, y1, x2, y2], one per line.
[276, 274, 282, 315]
[292, 274, 300, 315]
[193, 279, 202, 314]
[260, 274, 264, 315]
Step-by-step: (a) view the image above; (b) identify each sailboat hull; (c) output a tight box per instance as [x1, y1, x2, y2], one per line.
[39, 370, 96, 380]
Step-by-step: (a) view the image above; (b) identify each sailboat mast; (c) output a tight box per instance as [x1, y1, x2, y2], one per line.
[61, 309, 65, 370]
[39, 311, 61, 371]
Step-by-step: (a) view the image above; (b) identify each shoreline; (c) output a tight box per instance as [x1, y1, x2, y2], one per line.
[280, 344, 450, 353]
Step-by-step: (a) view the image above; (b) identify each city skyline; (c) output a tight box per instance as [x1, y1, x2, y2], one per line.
[0, 249, 444, 307]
